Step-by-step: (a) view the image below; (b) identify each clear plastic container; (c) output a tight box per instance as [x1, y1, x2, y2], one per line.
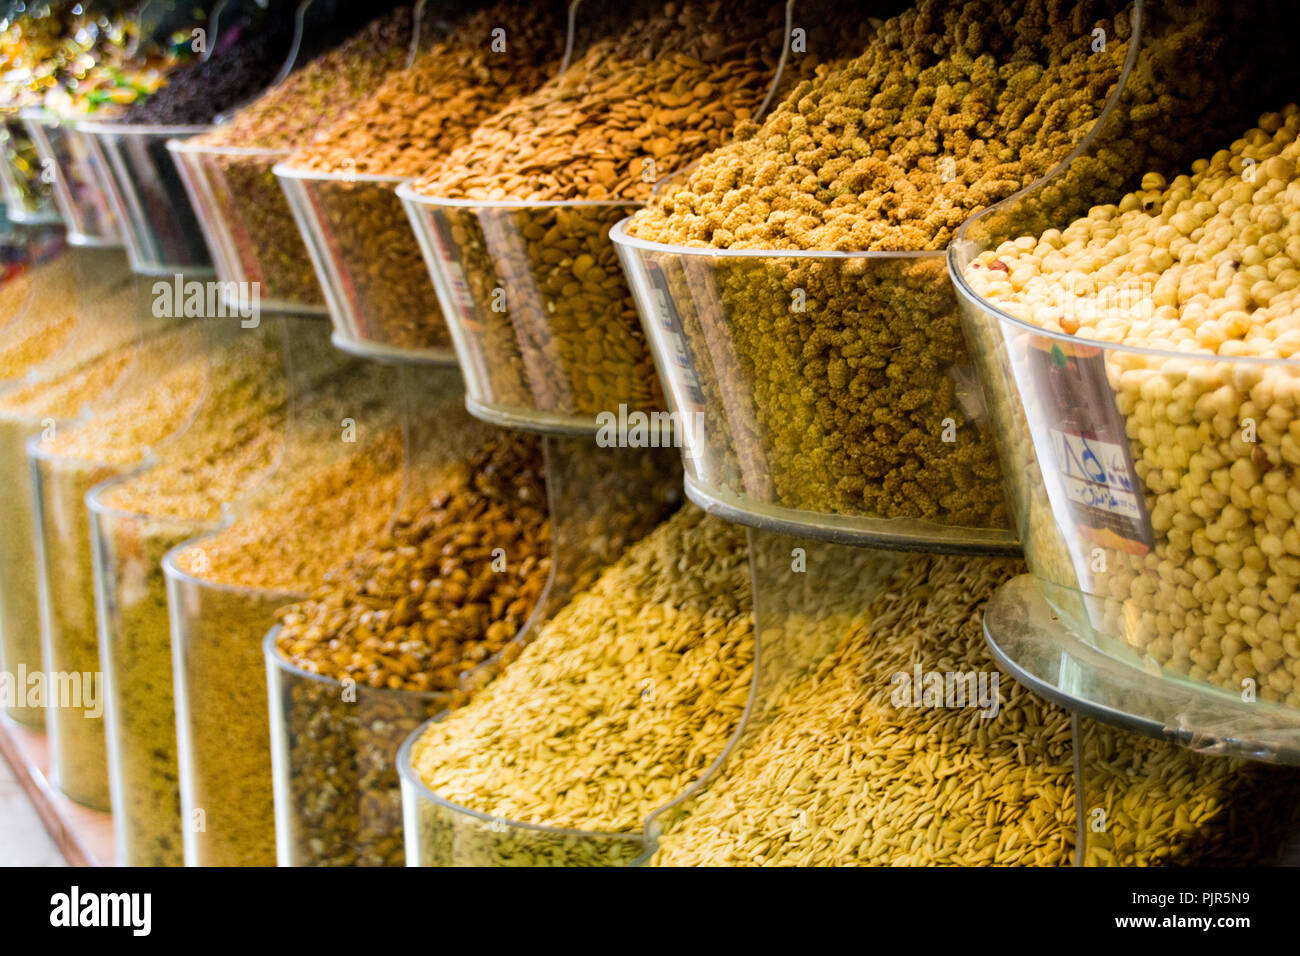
[634, 532, 1298, 866]
[165, 559, 302, 866]
[612, 221, 1018, 553]
[30, 442, 138, 809]
[92, 323, 383, 868]
[28, 324, 211, 809]
[0, 410, 50, 729]
[23, 110, 122, 247]
[0, 108, 59, 224]
[397, 440, 692, 868]
[169, 143, 326, 314]
[953, 264, 1300, 716]
[0, 248, 156, 729]
[400, 189, 659, 430]
[276, 166, 451, 358]
[78, 121, 213, 276]
[92, 503, 213, 865]
[264, 376, 679, 866]
[266, 628, 448, 867]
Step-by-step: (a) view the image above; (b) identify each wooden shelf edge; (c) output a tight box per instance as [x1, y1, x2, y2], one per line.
[0, 717, 114, 867]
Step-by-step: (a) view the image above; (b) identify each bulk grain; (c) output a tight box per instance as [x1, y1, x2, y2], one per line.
[407, 505, 752, 866]
[284, 0, 571, 351]
[32, 338, 210, 809]
[652, 554, 1300, 866]
[93, 356, 397, 865]
[964, 105, 1300, 707]
[269, 432, 551, 866]
[626, 0, 1280, 530]
[409, 0, 792, 418]
[186, 9, 418, 306]
[167, 431, 412, 866]
[91, 330, 292, 866]
[0, 346, 137, 728]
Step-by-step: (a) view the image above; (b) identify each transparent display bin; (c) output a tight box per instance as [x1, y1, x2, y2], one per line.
[165, 557, 302, 866]
[27, 315, 212, 810]
[639, 533, 1299, 867]
[79, 122, 214, 277]
[266, 629, 449, 867]
[29, 440, 137, 809]
[391, 434, 682, 867]
[169, 143, 326, 315]
[0, 249, 165, 730]
[611, 221, 1018, 553]
[271, 402, 680, 867]
[24, 110, 121, 246]
[400, 188, 661, 431]
[91, 501, 215, 866]
[0, 411, 53, 728]
[0, 109, 59, 224]
[275, 166, 452, 359]
[952, 248, 1300, 729]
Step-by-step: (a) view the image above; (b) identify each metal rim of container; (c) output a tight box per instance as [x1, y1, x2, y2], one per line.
[328, 331, 457, 367]
[684, 474, 1022, 556]
[984, 574, 1300, 765]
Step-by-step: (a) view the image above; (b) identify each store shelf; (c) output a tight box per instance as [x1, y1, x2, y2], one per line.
[0, 717, 113, 866]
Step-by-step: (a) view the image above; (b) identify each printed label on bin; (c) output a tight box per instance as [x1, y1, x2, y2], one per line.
[1027, 336, 1152, 555]
[643, 259, 707, 462]
[643, 260, 706, 411]
[427, 214, 477, 326]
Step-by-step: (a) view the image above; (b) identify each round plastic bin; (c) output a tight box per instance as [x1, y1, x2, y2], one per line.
[0, 248, 158, 729]
[0, 409, 54, 728]
[275, 165, 452, 359]
[29, 438, 136, 809]
[953, 259, 1300, 717]
[0, 108, 59, 224]
[266, 628, 449, 866]
[165, 553, 302, 866]
[169, 143, 327, 314]
[612, 221, 1018, 553]
[91, 500, 214, 865]
[23, 109, 121, 246]
[78, 121, 213, 277]
[400, 187, 659, 430]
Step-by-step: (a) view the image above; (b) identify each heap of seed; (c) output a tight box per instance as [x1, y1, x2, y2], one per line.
[964, 106, 1300, 706]
[625, 0, 1279, 529]
[0, 307, 75, 380]
[0, 255, 153, 384]
[38, 357, 208, 464]
[653, 555, 1299, 866]
[186, 8, 417, 306]
[275, 432, 551, 691]
[407, 0, 793, 417]
[194, 10, 415, 151]
[407, 506, 752, 864]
